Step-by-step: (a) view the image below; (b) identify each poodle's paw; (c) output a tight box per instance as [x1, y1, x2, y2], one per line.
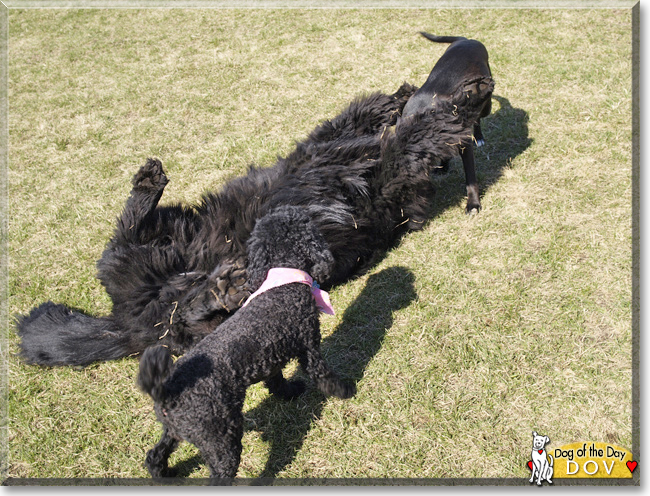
[145, 456, 170, 479]
[336, 382, 357, 399]
[274, 379, 307, 400]
[318, 379, 356, 399]
[133, 158, 168, 192]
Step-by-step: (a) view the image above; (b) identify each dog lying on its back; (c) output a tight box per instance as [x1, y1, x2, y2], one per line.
[18, 77, 493, 367]
[402, 33, 493, 213]
[138, 206, 355, 482]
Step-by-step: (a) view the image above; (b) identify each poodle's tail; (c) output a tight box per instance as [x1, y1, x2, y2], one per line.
[16, 301, 139, 367]
[137, 345, 173, 403]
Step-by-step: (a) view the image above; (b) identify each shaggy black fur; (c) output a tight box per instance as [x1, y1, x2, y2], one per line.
[17, 77, 494, 367]
[138, 206, 355, 482]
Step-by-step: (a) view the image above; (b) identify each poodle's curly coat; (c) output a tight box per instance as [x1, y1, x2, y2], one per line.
[137, 206, 355, 481]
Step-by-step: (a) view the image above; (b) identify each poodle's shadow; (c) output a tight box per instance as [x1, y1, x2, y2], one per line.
[427, 94, 532, 217]
[234, 265, 416, 480]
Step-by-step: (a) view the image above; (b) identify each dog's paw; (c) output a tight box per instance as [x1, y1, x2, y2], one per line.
[133, 158, 169, 192]
[465, 202, 481, 215]
[339, 382, 357, 399]
[475, 138, 485, 148]
[275, 379, 307, 400]
[319, 379, 356, 399]
[208, 260, 250, 312]
[465, 185, 481, 215]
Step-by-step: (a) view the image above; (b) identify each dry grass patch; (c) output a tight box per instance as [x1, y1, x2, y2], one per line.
[7, 8, 633, 481]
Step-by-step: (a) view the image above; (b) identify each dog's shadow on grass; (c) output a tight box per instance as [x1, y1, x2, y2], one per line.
[240, 265, 417, 481]
[428, 94, 532, 216]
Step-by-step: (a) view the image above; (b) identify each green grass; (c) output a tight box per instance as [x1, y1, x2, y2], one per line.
[7, 8, 633, 481]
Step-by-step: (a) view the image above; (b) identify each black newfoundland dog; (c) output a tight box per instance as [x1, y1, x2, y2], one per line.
[17, 76, 493, 367]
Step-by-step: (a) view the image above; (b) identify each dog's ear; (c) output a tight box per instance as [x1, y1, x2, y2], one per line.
[246, 217, 273, 290]
[532, 431, 537, 437]
[545, 436, 550, 445]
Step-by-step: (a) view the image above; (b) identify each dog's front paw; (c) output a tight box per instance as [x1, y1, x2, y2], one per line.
[465, 184, 481, 215]
[475, 138, 485, 148]
[319, 379, 356, 399]
[133, 158, 169, 192]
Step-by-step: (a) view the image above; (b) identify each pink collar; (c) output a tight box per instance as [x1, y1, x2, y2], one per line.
[242, 268, 335, 315]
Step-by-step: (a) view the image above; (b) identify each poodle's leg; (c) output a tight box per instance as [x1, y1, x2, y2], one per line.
[193, 413, 244, 485]
[299, 346, 356, 399]
[113, 158, 170, 246]
[264, 371, 306, 400]
[145, 426, 180, 478]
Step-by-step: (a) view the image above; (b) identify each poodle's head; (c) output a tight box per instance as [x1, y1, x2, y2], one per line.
[246, 206, 335, 290]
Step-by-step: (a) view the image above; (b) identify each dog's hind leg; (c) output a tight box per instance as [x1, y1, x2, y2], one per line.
[264, 371, 306, 400]
[460, 145, 481, 214]
[145, 426, 180, 478]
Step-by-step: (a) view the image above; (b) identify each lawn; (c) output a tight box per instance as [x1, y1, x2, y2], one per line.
[5, 6, 635, 482]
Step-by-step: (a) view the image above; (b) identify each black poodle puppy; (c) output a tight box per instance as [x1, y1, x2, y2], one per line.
[17, 77, 493, 366]
[137, 206, 355, 482]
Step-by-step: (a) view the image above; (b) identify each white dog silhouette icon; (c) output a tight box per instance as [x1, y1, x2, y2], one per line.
[529, 431, 554, 485]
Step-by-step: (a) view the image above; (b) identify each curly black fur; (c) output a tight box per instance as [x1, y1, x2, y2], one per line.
[138, 206, 354, 482]
[17, 77, 494, 366]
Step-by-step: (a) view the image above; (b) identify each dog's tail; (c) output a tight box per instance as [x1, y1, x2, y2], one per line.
[419, 32, 468, 44]
[16, 301, 141, 367]
[137, 345, 173, 403]
[548, 454, 554, 467]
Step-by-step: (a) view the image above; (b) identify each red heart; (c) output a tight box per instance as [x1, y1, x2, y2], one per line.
[527, 461, 533, 470]
[538, 449, 543, 454]
[627, 461, 638, 473]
